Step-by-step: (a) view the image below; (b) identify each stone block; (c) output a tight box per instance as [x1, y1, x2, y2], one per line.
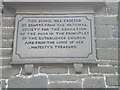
[2, 17, 15, 27]
[106, 75, 119, 86]
[24, 64, 33, 75]
[95, 16, 118, 25]
[48, 75, 76, 81]
[83, 77, 105, 88]
[1, 66, 21, 79]
[40, 66, 68, 74]
[2, 40, 13, 48]
[96, 39, 118, 48]
[95, 25, 118, 38]
[21, 65, 38, 75]
[1, 49, 12, 57]
[90, 66, 117, 74]
[74, 64, 83, 74]
[8, 75, 48, 88]
[95, 6, 106, 15]
[1, 58, 12, 66]
[106, 2, 118, 15]
[0, 80, 6, 89]
[2, 32, 14, 39]
[97, 48, 118, 60]
[49, 82, 82, 88]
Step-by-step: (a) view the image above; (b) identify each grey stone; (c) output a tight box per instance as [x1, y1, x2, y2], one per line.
[1, 58, 12, 66]
[83, 77, 105, 88]
[1, 49, 12, 57]
[106, 75, 119, 86]
[95, 25, 118, 38]
[49, 82, 82, 88]
[106, 2, 118, 15]
[40, 66, 68, 74]
[0, 80, 6, 89]
[94, 6, 106, 15]
[2, 17, 15, 27]
[48, 75, 76, 81]
[2, 31, 14, 39]
[1, 66, 20, 79]
[2, 40, 13, 48]
[74, 64, 83, 74]
[96, 39, 118, 48]
[90, 66, 117, 74]
[8, 75, 48, 88]
[95, 16, 118, 25]
[97, 48, 118, 60]
[113, 30, 119, 38]
[24, 64, 33, 75]
[22, 65, 38, 75]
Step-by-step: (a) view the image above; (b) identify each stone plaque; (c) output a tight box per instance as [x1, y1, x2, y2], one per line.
[12, 15, 96, 64]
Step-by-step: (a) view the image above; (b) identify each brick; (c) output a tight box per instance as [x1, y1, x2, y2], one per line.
[95, 16, 118, 25]
[40, 66, 68, 74]
[2, 40, 13, 48]
[106, 75, 119, 86]
[1, 66, 21, 79]
[1, 48, 13, 57]
[97, 48, 118, 60]
[95, 25, 118, 38]
[106, 2, 118, 15]
[83, 77, 105, 88]
[49, 82, 82, 88]
[48, 75, 76, 81]
[90, 66, 117, 74]
[96, 39, 118, 48]
[8, 75, 48, 88]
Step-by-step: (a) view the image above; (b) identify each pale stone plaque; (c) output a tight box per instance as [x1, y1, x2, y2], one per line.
[12, 15, 96, 64]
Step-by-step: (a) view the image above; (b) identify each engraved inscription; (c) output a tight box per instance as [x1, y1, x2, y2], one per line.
[14, 15, 94, 59]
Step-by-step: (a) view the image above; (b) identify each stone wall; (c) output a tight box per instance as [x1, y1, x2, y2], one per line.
[0, 1, 120, 89]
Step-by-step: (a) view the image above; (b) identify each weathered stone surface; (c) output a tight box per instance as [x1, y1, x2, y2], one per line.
[24, 64, 33, 75]
[95, 16, 118, 25]
[97, 48, 118, 60]
[1, 66, 20, 79]
[106, 2, 118, 15]
[8, 75, 48, 88]
[83, 77, 105, 88]
[95, 25, 118, 38]
[90, 66, 117, 74]
[48, 75, 76, 81]
[49, 82, 82, 88]
[96, 39, 118, 48]
[40, 66, 68, 74]
[74, 64, 83, 74]
[0, 80, 6, 89]
[106, 75, 119, 86]
[21, 65, 38, 75]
